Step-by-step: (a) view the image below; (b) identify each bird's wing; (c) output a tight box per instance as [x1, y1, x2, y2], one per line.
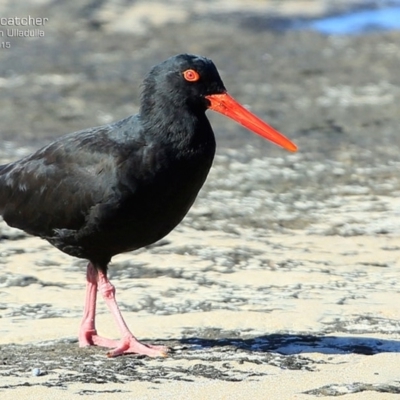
[0, 119, 145, 237]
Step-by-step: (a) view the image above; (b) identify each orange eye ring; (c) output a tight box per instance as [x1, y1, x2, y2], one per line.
[183, 69, 200, 82]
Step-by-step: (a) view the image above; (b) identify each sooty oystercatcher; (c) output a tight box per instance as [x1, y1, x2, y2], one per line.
[0, 54, 297, 357]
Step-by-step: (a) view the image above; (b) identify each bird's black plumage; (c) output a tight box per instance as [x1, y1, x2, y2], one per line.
[0, 54, 297, 357]
[0, 54, 225, 271]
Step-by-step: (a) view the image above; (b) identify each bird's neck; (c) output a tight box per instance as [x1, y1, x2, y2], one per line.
[140, 95, 214, 152]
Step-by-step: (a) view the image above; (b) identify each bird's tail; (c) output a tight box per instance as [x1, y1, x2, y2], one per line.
[0, 164, 7, 216]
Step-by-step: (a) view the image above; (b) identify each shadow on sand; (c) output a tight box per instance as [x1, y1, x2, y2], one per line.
[179, 333, 400, 355]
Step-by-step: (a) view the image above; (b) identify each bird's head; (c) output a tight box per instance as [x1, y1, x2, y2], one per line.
[141, 54, 297, 152]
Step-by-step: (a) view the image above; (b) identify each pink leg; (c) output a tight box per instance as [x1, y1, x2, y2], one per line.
[97, 270, 168, 357]
[78, 262, 118, 348]
[78, 262, 168, 357]
[78, 263, 98, 346]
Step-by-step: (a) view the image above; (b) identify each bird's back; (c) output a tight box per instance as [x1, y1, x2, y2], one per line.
[0, 113, 215, 264]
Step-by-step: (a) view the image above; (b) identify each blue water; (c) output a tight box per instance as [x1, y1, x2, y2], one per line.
[308, 7, 400, 34]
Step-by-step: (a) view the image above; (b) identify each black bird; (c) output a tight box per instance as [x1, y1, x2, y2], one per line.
[0, 54, 297, 357]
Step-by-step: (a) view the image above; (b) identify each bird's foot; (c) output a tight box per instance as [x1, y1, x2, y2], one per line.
[106, 335, 168, 358]
[79, 328, 119, 348]
[79, 329, 168, 357]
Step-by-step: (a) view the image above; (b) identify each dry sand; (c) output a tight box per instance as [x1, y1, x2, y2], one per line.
[2, 187, 400, 399]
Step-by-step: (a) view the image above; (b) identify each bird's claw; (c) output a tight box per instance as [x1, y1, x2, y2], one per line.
[106, 338, 169, 358]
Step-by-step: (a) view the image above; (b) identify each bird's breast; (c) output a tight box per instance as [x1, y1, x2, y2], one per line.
[99, 141, 215, 254]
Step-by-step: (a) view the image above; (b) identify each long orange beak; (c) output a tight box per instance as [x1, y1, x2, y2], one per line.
[205, 92, 297, 152]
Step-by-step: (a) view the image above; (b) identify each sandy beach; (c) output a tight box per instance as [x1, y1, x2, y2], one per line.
[2, 225, 400, 399]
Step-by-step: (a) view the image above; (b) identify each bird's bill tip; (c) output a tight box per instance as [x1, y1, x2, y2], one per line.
[205, 92, 298, 152]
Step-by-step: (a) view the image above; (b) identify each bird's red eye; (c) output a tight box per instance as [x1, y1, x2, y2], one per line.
[183, 69, 200, 82]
